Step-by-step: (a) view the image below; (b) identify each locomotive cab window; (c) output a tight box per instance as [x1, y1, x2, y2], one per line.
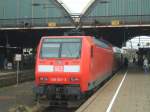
[40, 38, 81, 58]
[41, 43, 60, 58]
[61, 42, 81, 58]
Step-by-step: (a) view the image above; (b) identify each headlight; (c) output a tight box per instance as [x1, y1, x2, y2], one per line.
[70, 77, 80, 82]
[39, 77, 48, 81]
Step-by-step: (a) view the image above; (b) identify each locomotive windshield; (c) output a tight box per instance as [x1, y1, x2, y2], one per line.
[40, 38, 81, 58]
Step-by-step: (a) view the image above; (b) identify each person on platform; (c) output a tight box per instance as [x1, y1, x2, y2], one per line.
[124, 57, 128, 69]
[143, 57, 149, 74]
[133, 57, 136, 64]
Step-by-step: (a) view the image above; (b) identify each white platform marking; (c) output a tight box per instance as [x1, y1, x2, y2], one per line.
[106, 71, 128, 112]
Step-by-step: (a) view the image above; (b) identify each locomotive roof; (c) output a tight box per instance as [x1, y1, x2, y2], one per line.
[41, 36, 92, 39]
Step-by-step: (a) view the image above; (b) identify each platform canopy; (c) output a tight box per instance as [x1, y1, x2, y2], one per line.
[0, 0, 74, 29]
[80, 0, 150, 27]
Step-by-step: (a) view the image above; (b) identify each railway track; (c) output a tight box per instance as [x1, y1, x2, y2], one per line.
[42, 107, 76, 112]
[35, 97, 86, 112]
[40, 71, 119, 112]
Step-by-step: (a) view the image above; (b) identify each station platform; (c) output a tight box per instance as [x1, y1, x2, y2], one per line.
[0, 69, 34, 87]
[0, 69, 34, 76]
[76, 64, 150, 112]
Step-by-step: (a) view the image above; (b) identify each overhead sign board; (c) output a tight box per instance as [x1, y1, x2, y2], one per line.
[48, 22, 56, 27]
[111, 20, 120, 26]
[15, 54, 22, 61]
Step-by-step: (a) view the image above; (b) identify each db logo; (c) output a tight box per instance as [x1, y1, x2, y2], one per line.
[54, 66, 64, 72]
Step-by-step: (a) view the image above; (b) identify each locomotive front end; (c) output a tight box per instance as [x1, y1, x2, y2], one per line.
[35, 36, 84, 99]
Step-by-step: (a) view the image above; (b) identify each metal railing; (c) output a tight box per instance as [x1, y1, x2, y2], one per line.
[80, 15, 150, 26]
[0, 15, 150, 28]
[0, 17, 74, 28]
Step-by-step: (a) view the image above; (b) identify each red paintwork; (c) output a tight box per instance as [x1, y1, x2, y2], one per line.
[35, 36, 114, 93]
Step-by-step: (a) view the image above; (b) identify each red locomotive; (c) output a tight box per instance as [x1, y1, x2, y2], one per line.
[34, 36, 122, 102]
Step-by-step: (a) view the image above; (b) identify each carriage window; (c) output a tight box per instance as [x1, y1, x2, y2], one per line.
[93, 38, 109, 48]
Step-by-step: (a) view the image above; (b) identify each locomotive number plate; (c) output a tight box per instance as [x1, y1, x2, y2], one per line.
[50, 77, 67, 82]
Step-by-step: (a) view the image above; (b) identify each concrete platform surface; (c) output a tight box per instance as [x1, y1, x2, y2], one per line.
[76, 65, 150, 112]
